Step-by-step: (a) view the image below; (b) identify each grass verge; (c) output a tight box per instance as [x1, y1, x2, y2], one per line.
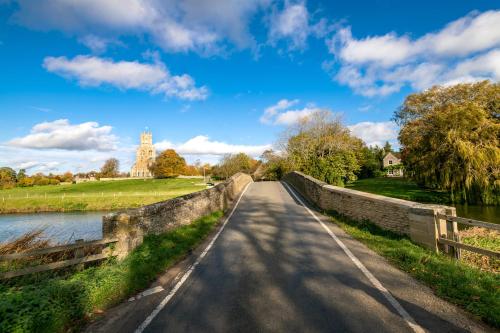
[327, 212, 500, 328]
[0, 211, 223, 333]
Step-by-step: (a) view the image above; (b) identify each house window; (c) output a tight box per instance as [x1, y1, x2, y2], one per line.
[389, 160, 393, 165]
[389, 169, 393, 175]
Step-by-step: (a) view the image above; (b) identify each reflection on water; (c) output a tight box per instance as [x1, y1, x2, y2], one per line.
[453, 204, 500, 224]
[0, 211, 107, 244]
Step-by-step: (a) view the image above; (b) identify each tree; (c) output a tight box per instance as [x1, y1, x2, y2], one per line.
[212, 153, 259, 179]
[259, 149, 290, 180]
[281, 110, 365, 186]
[0, 167, 16, 189]
[100, 158, 120, 178]
[383, 141, 393, 154]
[357, 146, 385, 179]
[16, 169, 26, 181]
[394, 81, 500, 204]
[149, 149, 187, 178]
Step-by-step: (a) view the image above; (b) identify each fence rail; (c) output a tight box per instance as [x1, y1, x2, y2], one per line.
[436, 213, 499, 260]
[0, 238, 118, 279]
[436, 214, 500, 231]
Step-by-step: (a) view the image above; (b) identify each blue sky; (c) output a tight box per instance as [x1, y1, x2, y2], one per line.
[1, 1, 499, 174]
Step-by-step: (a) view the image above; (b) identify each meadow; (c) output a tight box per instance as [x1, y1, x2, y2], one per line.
[0, 178, 207, 213]
[346, 177, 451, 204]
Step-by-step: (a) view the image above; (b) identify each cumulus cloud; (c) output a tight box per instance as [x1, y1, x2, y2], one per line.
[155, 135, 271, 157]
[43, 55, 208, 100]
[326, 10, 500, 96]
[11, 0, 269, 55]
[268, 1, 330, 51]
[347, 121, 398, 147]
[78, 35, 123, 53]
[260, 98, 299, 123]
[8, 119, 119, 151]
[261, 99, 326, 125]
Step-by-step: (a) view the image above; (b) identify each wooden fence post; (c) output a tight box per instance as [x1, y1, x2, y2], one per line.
[74, 239, 85, 271]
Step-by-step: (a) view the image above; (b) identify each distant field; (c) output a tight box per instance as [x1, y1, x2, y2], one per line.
[0, 178, 207, 213]
[346, 177, 451, 204]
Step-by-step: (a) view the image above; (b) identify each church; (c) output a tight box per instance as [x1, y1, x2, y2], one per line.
[130, 131, 156, 178]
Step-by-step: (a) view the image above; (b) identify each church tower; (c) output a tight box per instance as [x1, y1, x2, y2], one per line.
[130, 131, 156, 178]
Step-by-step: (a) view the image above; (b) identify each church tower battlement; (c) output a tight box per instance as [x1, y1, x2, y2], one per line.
[131, 131, 156, 178]
[140, 131, 153, 145]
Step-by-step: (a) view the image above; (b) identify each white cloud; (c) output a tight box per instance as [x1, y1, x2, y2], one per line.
[0, 144, 131, 175]
[11, 0, 269, 55]
[269, 3, 309, 50]
[8, 119, 119, 151]
[78, 35, 123, 53]
[274, 107, 317, 125]
[268, 1, 331, 51]
[261, 99, 328, 125]
[260, 98, 299, 124]
[326, 10, 500, 97]
[347, 121, 398, 147]
[43, 55, 208, 100]
[155, 135, 271, 157]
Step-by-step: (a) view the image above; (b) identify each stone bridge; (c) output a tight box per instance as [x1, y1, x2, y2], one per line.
[91, 172, 487, 333]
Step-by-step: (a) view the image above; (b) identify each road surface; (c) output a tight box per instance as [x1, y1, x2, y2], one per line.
[88, 181, 489, 333]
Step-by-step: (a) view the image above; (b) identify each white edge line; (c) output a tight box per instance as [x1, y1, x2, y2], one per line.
[129, 286, 165, 302]
[134, 182, 252, 333]
[282, 181, 425, 333]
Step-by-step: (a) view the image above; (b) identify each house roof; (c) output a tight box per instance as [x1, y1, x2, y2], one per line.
[384, 152, 401, 159]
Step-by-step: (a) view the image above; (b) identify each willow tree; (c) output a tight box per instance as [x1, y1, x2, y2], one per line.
[281, 110, 364, 186]
[394, 81, 500, 204]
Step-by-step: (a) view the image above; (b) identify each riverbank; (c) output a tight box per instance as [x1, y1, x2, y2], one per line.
[0, 178, 206, 214]
[0, 211, 223, 333]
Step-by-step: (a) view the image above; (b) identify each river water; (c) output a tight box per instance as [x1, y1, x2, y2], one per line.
[0, 203, 498, 245]
[0, 211, 107, 244]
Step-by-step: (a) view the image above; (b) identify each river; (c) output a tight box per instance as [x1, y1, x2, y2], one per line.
[0, 211, 107, 244]
[0, 203, 498, 245]
[454, 204, 500, 224]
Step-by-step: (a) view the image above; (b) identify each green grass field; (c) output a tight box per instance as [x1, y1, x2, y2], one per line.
[0, 178, 207, 213]
[346, 177, 451, 204]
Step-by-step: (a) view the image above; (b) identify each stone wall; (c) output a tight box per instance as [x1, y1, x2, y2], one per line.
[103, 172, 253, 258]
[283, 171, 455, 251]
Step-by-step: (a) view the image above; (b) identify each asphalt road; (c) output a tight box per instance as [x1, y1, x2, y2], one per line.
[125, 181, 486, 333]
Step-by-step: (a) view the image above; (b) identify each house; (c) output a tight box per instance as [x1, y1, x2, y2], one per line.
[382, 152, 404, 177]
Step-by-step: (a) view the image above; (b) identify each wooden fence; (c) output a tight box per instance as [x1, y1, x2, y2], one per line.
[0, 238, 118, 279]
[436, 214, 500, 260]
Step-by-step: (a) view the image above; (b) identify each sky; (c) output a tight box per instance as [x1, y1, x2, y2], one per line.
[0, 0, 499, 174]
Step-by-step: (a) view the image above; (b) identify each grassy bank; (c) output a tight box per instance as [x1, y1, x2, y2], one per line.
[346, 178, 451, 204]
[0, 211, 223, 332]
[0, 178, 206, 213]
[328, 213, 500, 328]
